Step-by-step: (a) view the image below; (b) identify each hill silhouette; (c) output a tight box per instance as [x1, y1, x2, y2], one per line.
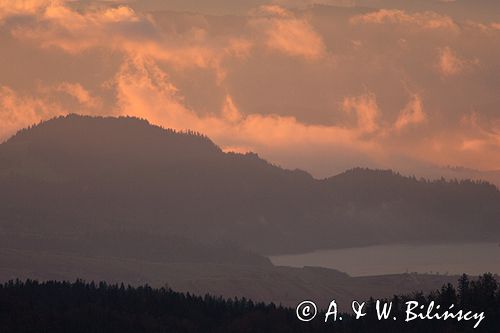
[0, 114, 499, 255]
[1, 275, 499, 332]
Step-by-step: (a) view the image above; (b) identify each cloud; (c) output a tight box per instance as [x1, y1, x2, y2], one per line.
[224, 38, 254, 60]
[111, 54, 381, 170]
[221, 95, 243, 123]
[0, 86, 65, 141]
[8, 1, 247, 84]
[273, 0, 355, 6]
[10, 3, 151, 53]
[250, 5, 327, 60]
[459, 20, 500, 34]
[423, 113, 500, 170]
[113, 55, 197, 129]
[459, 113, 500, 152]
[0, 1, 499, 176]
[0, 0, 51, 22]
[436, 46, 474, 77]
[56, 82, 101, 108]
[342, 93, 380, 134]
[350, 9, 459, 32]
[0, 79, 107, 142]
[394, 94, 426, 130]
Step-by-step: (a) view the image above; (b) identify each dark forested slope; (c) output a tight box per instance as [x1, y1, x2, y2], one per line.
[1, 115, 499, 254]
[1, 275, 499, 333]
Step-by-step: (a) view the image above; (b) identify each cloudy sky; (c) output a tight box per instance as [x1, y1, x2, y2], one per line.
[0, 0, 499, 178]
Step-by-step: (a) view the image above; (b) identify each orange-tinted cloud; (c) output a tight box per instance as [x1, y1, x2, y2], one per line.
[342, 93, 380, 134]
[10, 4, 144, 52]
[415, 114, 500, 170]
[9, 1, 247, 84]
[350, 9, 459, 32]
[0, 86, 64, 140]
[250, 5, 327, 60]
[57, 82, 101, 108]
[436, 46, 476, 77]
[0, 0, 50, 21]
[0, 1, 499, 178]
[111, 54, 381, 169]
[394, 95, 426, 130]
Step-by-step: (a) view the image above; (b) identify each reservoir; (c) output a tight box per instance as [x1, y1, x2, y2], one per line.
[269, 242, 500, 276]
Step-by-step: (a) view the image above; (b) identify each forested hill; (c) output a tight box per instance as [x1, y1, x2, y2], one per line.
[0, 115, 499, 254]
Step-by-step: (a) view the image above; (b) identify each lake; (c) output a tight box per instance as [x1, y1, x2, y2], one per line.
[269, 242, 500, 277]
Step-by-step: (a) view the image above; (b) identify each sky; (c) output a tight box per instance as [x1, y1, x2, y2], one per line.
[0, 0, 499, 178]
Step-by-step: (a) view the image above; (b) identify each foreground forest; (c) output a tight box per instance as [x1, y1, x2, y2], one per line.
[0, 274, 498, 332]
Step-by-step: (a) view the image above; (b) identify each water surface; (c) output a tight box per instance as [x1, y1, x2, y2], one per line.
[270, 242, 500, 277]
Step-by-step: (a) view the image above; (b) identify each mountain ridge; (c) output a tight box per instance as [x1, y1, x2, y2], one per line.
[1, 114, 499, 255]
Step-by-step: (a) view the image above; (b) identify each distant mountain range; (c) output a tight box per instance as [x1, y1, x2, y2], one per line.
[1, 115, 499, 256]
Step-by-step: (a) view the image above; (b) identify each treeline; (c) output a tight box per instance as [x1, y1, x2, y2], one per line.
[0, 274, 498, 332]
[9, 115, 216, 149]
[0, 279, 310, 333]
[347, 273, 500, 333]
